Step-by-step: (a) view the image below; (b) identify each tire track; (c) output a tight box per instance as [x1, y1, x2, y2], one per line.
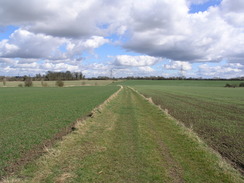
[129, 88, 184, 183]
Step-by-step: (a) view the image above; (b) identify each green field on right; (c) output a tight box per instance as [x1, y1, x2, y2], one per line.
[122, 80, 244, 173]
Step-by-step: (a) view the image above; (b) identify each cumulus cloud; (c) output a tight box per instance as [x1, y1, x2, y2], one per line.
[0, 0, 53, 25]
[0, 29, 64, 59]
[0, 0, 129, 38]
[123, 0, 244, 64]
[220, 0, 244, 28]
[138, 66, 154, 72]
[1, 0, 244, 64]
[164, 61, 192, 71]
[81, 62, 156, 78]
[0, 57, 82, 76]
[199, 62, 244, 78]
[66, 36, 109, 58]
[114, 55, 161, 67]
[0, 0, 244, 77]
[187, 0, 210, 5]
[0, 29, 109, 62]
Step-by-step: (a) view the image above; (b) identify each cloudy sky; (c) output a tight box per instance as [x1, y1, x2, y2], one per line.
[0, 0, 244, 78]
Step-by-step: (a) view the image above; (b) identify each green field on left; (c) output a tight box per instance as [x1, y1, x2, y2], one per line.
[0, 85, 119, 178]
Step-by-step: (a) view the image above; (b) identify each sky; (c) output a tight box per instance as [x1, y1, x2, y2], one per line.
[0, 0, 244, 78]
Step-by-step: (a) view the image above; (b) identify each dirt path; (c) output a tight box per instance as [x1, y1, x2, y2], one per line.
[3, 87, 242, 183]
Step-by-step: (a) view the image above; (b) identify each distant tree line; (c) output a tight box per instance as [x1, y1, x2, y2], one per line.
[114, 76, 244, 81]
[0, 71, 85, 81]
[88, 76, 244, 81]
[41, 71, 85, 81]
[1, 73, 244, 81]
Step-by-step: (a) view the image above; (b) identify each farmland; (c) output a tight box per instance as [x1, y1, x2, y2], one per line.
[122, 80, 244, 172]
[0, 86, 119, 178]
[1, 79, 243, 182]
[0, 80, 120, 87]
[117, 79, 242, 87]
[3, 87, 242, 183]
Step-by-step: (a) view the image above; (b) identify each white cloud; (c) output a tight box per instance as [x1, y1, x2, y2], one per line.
[187, 0, 209, 4]
[66, 36, 109, 57]
[0, 58, 82, 76]
[0, 29, 65, 59]
[138, 66, 154, 72]
[221, 0, 244, 13]
[114, 55, 161, 67]
[0, 29, 109, 62]
[164, 61, 192, 71]
[0, 0, 244, 77]
[1, 0, 244, 65]
[0, 0, 130, 38]
[123, 0, 244, 64]
[198, 62, 244, 78]
[83, 36, 109, 49]
[82, 62, 155, 78]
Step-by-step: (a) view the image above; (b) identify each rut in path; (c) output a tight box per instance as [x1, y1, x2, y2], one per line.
[4, 87, 242, 183]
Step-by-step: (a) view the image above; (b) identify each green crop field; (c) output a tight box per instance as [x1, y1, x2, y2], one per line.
[0, 86, 119, 178]
[1, 80, 243, 182]
[3, 87, 242, 183]
[116, 79, 242, 87]
[122, 80, 244, 172]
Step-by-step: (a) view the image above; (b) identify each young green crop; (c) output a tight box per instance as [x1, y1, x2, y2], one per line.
[5, 87, 242, 183]
[0, 86, 119, 177]
[126, 81, 244, 172]
[118, 79, 242, 87]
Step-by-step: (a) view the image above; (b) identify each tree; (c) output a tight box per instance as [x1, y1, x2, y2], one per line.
[24, 77, 33, 87]
[56, 80, 64, 87]
[239, 82, 244, 87]
[3, 77, 6, 86]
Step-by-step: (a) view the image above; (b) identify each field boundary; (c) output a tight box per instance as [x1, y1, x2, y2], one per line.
[90, 85, 123, 117]
[1, 86, 122, 180]
[128, 86, 243, 177]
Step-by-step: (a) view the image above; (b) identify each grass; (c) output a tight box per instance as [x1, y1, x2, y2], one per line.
[0, 86, 119, 178]
[122, 80, 244, 172]
[117, 80, 243, 87]
[0, 80, 122, 87]
[3, 87, 242, 182]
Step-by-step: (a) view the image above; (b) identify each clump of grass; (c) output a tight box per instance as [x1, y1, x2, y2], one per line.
[18, 83, 23, 87]
[225, 83, 237, 88]
[41, 80, 48, 87]
[24, 78, 33, 87]
[81, 81, 86, 86]
[3, 78, 6, 86]
[56, 80, 64, 87]
[239, 82, 244, 87]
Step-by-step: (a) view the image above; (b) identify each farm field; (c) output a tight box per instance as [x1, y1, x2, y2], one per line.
[0, 86, 119, 178]
[122, 80, 244, 173]
[3, 87, 242, 183]
[0, 79, 121, 87]
[116, 79, 243, 87]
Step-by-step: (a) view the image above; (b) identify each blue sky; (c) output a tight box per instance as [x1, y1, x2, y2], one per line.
[0, 26, 18, 40]
[0, 0, 243, 78]
[189, 0, 222, 13]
